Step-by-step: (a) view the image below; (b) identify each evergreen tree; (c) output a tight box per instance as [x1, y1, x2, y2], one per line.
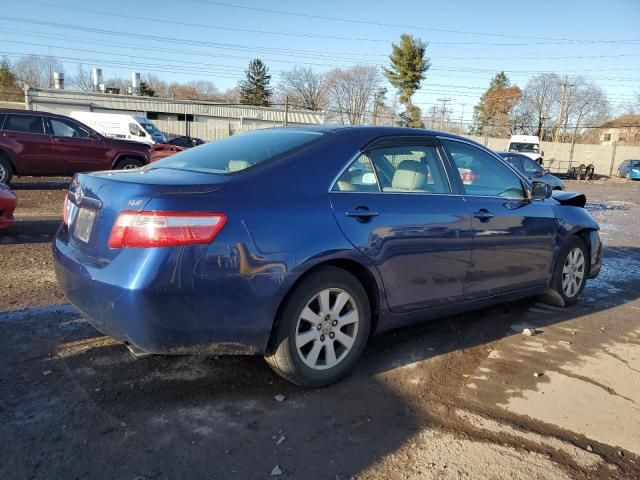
[0, 57, 17, 90]
[472, 72, 511, 134]
[383, 34, 430, 128]
[239, 59, 272, 106]
[139, 81, 156, 97]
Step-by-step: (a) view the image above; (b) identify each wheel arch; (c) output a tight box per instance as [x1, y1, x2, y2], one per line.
[265, 258, 381, 354]
[112, 152, 148, 169]
[0, 148, 17, 174]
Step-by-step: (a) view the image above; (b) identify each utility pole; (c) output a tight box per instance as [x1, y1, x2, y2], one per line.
[555, 77, 574, 142]
[283, 96, 289, 127]
[430, 105, 438, 129]
[437, 98, 451, 131]
[459, 104, 465, 133]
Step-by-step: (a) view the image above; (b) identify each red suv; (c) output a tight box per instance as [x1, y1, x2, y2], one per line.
[0, 109, 151, 185]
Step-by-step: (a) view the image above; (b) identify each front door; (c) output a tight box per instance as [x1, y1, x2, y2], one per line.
[441, 139, 557, 297]
[329, 140, 473, 313]
[47, 117, 110, 174]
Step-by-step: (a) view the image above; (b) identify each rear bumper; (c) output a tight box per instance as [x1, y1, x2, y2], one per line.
[52, 234, 285, 355]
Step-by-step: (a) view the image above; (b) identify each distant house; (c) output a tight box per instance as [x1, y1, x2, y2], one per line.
[599, 114, 640, 145]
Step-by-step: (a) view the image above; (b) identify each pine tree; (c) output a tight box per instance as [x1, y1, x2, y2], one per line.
[239, 59, 273, 107]
[472, 72, 511, 134]
[139, 81, 156, 97]
[383, 34, 430, 128]
[0, 57, 18, 90]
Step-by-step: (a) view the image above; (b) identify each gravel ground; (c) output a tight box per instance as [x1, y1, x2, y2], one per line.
[0, 176, 639, 479]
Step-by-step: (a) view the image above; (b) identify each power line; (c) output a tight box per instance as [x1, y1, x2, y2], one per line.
[186, 0, 640, 44]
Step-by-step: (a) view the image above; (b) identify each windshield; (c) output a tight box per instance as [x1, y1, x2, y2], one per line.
[140, 121, 162, 135]
[149, 129, 324, 174]
[509, 142, 540, 153]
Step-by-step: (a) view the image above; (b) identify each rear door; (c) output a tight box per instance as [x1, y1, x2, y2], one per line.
[1, 113, 53, 174]
[329, 138, 473, 313]
[46, 117, 110, 174]
[440, 138, 557, 297]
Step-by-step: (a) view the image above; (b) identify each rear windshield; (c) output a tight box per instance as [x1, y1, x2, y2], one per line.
[149, 129, 323, 174]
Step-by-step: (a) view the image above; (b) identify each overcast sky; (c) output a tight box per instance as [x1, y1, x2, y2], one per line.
[1, 0, 639, 122]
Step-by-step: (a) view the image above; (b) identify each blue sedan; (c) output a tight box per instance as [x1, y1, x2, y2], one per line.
[53, 127, 602, 386]
[617, 159, 640, 180]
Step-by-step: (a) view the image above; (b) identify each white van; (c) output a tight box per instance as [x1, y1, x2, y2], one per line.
[69, 111, 166, 146]
[507, 135, 544, 164]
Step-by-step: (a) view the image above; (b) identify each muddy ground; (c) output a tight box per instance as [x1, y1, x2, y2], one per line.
[1, 177, 639, 479]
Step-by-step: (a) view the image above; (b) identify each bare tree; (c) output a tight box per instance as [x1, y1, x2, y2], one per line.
[71, 64, 93, 91]
[518, 73, 561, 138]
[13, 55, 63, 88]
[168, 80, 219, 100]
[565, 80, 610, 141]
[279, 66, 326, 111]
[324, 65, 380, 125]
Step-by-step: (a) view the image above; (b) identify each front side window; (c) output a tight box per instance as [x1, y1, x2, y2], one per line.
[150, 129, 323, 174]
[443, 140, 525, 199]
[4, 114, 44, 134]
[129, 123, 145, 137]
[50, 118, 90, 138]
[521, 156, 544, 176]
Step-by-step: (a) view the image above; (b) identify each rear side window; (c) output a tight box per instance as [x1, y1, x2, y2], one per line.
[0, 113, 6, 130]
[150, 129, 323, 174]
[4, 114, 45, 134]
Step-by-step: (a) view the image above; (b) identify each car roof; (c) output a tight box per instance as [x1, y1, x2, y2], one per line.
[261, 124, 483, 144]
[0, 108, 71, 120]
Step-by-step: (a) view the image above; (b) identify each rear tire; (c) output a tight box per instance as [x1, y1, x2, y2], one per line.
[265, 267, 371, 387]
[541, 236, 589, 307]
[0, 156, 12, 185]
[116, 157, 145, 170]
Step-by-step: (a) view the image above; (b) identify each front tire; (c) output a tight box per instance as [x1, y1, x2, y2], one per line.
[116, 157, 145, 170]
[265, 267, 371, 387]
[542, 237, 589, 307]
[0, 156, 12, 185]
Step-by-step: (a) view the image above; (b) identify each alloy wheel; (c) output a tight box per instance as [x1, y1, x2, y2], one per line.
[562, 247, 585, 298]
[0, 163, 7, 184]
[295, 288, 359, 370]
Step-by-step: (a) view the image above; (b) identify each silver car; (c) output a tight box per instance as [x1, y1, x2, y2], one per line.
[498, 152, 565, 191]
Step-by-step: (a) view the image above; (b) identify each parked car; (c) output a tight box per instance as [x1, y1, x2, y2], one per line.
[167, 136, 206, 149]
[0, 182, 16, 229]
[0, 109, 151, 185]
[616, 159, 640, 180]
[53, 127, 602, 387]
[150, 144, 185, 162]
[507, 135, 544, 164]
[69, 111, 166, 146]
[497, 152, 565, 190]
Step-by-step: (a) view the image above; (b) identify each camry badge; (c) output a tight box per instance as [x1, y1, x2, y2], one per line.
[128, 199, 145, 207]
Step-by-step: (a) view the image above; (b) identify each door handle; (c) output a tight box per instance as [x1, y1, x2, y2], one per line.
[345, 207, 379, 222]
[473, 209, 495, 222]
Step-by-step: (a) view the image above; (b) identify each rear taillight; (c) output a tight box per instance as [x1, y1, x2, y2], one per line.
[108, 211, 226, 248]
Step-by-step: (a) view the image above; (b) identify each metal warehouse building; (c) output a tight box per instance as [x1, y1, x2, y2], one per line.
[24, 88, 325, 141]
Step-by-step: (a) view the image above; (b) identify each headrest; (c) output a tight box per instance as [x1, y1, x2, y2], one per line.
[391, 160, 429, 190]
[228, 160, 252, 172]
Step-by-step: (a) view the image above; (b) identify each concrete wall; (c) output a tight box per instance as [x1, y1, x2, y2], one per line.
[467, 135, 640, 176]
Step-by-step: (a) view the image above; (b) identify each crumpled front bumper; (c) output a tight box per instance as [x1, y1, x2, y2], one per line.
[588, 230, 602, 278]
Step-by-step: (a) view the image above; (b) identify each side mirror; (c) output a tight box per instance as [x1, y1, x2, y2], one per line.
[541, 150, 545, 156]
[531, 181, 551, 200]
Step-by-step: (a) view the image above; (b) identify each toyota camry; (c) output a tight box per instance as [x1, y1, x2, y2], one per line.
[53, 127, 602, 387]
